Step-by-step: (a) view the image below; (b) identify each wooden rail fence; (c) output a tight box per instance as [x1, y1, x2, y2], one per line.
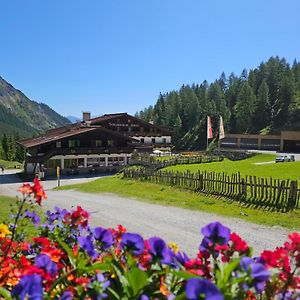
[123, 169, 300, 211]
[129, 155, 224, 170]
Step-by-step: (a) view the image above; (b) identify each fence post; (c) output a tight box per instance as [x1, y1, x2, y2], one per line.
[287, 181, 298, 210]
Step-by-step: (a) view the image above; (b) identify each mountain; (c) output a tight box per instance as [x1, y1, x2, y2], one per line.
[0, 76, 70, 137]
[66, 115, 80, 123]
[137, 56, 300, 150]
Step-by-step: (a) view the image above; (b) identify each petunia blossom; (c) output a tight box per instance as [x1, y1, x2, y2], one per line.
[94, 227, 113, 249]
[240, 256, 270, 292]
[35, 254, 58, 276]
[78, 235, 97, 259]
[185, 278, 223, 300]
[148, 237, 173, 265]
[120, 232, 144, 256]
[11, 274, 43, 300]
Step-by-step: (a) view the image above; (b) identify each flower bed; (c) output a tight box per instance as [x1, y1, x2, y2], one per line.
[0, 180, 299, 299]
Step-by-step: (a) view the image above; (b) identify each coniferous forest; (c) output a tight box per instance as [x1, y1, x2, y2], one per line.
[136, 57, 300, 150]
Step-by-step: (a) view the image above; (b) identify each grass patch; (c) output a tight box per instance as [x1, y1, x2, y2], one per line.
[0, 195, 44, 239]
[163, 154, 300, 182]
[0, 159, 23, 169]
[58, 175, 300, 230]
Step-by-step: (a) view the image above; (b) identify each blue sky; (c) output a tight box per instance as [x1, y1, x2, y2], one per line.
[0, 0, 299, 118]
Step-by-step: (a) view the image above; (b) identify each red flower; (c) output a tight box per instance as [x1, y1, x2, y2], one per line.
[185, 258, 211, 278]
[32, 178, 47, 205]
[18, 179, 47, 205]
[230, 232, 249, 252]
[64, 206, 89, 228]
[261, 247, 290, 272]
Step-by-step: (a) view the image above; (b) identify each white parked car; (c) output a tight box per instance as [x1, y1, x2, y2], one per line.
[275, 155, 293, 163]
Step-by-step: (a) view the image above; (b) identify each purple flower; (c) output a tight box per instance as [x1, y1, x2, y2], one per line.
[35, 254, 57, 276]
[120, 232, 144, 255]
[200, 222, 230, 249]
[186, 278, 223, 300]
[94, 227, 113, 249]
[46, 207, 68, 223]
[240, 257, 270, 292]
[148, 237, 173, 265]
[25, 210, 40, 227]
[175, 251, 190, 266]
[199, 237, 211, 252]
[11, 274, 43, 300]
[78, 235, 97, 259]
[59, 290, 73, 300]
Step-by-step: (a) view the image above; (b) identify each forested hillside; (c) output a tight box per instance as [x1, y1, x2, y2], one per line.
[136, 57, 300, 149]
[0, 76, 70, 137]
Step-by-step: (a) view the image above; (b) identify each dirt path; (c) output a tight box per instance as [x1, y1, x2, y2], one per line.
[43, 189, 291, 256]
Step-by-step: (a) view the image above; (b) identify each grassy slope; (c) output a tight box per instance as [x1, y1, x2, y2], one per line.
[0, 159, 23, 169]
[0, 195, 43, 238]
[163, 154, 300, 182]
[58, 175, 300, 230]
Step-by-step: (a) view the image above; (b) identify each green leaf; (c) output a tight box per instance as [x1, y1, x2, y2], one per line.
[126, 267, 148, 296]
[55, 235, 76, 268]
[172, 270, 198, 280]
[216, 258, 241, 290]
[0, 287, 13, 300]
[85, 262, 113, 273]
[173, 292, 186, 300]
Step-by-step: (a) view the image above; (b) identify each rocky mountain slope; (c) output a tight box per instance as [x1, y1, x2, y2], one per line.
[0, 76, 70, 137]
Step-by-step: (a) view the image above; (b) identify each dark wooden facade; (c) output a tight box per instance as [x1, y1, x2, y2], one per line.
[19, 113, 171, 175]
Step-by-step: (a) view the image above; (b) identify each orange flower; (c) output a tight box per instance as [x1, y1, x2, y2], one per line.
[18, 183, 33, 196]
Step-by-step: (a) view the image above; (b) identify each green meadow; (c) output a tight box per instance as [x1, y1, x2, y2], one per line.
[163, 154, 300, 182]
[0, 195, 44, 238]
[0, 159, 23, 169]
[58, 175, 300, 230]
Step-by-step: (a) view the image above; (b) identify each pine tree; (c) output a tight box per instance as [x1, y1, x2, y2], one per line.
[235, 82, 256, 133]
[1, 134, 9, 160]
[253, 79, 270, 131]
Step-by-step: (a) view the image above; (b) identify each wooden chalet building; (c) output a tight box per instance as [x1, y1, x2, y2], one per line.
[19, 112, 171, 176]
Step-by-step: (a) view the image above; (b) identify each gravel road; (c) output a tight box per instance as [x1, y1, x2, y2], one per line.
[43, 189, 292, 257]
[0, 171, 295, 257]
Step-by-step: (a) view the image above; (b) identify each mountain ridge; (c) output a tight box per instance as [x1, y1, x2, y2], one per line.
[0, 76, 70, 137]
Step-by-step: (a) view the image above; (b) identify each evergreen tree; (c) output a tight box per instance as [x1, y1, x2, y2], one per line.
[153, 94, 166, 125]
[1, 134, 9, 160]
[173, 115, 183, 148]
[253, 79, 270, 131]
[235, 82, 256, 133]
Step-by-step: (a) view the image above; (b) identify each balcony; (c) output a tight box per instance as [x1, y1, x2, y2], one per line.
[27, 146, 135, 163]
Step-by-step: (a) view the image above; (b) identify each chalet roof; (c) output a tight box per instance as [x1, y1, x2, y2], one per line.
[18, 113, 171, 148]
[19, 125, 135, 149]
[90, 113, 171, 134]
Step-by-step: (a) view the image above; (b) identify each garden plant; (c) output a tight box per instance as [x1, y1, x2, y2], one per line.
[0, 179, 299, 299]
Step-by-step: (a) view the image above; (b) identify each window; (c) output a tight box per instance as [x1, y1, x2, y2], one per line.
[68, 140, 80, 148]
[162, 138, 167, 144]
[56, 141, 61, 148]
[68, 140, 75, 148]
[95, 140, 102, 147]
[140, 138, 144, 143]
[151, 138, 156, 143]
[107, 140, 114, 147]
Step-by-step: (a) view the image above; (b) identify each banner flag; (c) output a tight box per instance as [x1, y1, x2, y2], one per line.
[207, 116, 213, 140]
[219, 115, 225, 140]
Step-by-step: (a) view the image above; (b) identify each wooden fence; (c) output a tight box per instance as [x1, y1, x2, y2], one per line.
[123, 169, 300, 211]
[129, 155, 224, 170]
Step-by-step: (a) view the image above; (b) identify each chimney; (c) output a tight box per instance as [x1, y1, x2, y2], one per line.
[82, 112, 91, 121]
